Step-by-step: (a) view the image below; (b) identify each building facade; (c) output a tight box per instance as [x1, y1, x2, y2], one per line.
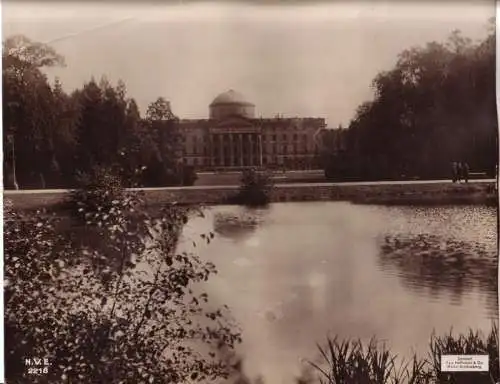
[180, 90, 326, 170]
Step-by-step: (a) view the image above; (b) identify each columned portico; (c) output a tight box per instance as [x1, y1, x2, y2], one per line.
[238, 134, 243, 166]
[209, 130, 263, 168]
[249, 135, 254, 166]
[218, 134, 223, 166]
[229, 134, 234, 166]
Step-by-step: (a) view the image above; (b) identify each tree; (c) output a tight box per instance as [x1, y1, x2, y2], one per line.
[231, 168, 274, 207]
[72, 78, 122, 172]
[51, 78, 81, 187]
[141, 97, 186, 186]
[117, 98, 145, 185]
[326, 24, 497, 181]
[3, 35, 70, 188]
[2, 35, 197, 189]
[3, 34, 65, 69]
[146, 97, 176, 121]
[70, 76, 150, 188]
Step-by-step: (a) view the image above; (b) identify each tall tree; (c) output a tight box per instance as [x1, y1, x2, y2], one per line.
[2, 35, 197, 189]
[72, 77, 139, 182]
[325, 24, 497, 181]
[3, 35, 69, 188]
[142, 97, 184, 186]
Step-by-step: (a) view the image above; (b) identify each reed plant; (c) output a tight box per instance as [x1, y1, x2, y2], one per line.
[301, 323, 499, 384]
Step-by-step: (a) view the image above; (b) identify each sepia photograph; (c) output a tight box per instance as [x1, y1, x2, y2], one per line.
[2, 1, 499, 383]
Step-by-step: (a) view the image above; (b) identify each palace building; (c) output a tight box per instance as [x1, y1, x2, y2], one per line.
[179, 90, 326, 170]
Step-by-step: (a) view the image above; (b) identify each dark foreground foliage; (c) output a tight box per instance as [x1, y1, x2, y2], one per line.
[4, 177, 241, 383]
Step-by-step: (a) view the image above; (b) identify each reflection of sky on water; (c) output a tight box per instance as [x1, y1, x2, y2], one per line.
[177, 202, 498, 384]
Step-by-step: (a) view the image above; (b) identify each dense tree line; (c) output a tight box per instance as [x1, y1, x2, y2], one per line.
[323, 22, 497, 181]
[3, 35, 196, 190]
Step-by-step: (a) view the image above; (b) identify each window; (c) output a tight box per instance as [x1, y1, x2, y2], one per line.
[283, 134, 287, 141]
[193, 136, 198, 154]
[272, 134, 277, 141]
[194, 158, 198, 166]
[293, 134, 298, 141]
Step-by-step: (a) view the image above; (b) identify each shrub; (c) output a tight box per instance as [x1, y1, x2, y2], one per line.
[4, 171, 241, 383]
[182, 165, 198, 186]
[67, 166, 132, 223]
[231, 168, 274, 207]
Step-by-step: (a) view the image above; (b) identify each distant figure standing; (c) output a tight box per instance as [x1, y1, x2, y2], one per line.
[462, 162, 469, 183]
[457, 162, 464, 183]
[452, 162, 458, 183]
[496, 165, 498, 192]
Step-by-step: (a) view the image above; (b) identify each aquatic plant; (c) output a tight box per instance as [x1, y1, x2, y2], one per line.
[304, 324, 499, 384]
[428, 324, 499, 384]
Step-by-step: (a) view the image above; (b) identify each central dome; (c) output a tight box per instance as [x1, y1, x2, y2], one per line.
[209, 90, 255, 119]
[210, 90, 253, 106]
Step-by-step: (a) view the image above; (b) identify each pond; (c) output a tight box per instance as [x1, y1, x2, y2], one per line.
[177, 202, 498, 384]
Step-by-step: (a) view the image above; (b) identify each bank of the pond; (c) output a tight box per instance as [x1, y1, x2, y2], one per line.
[4, 180, 497, 211]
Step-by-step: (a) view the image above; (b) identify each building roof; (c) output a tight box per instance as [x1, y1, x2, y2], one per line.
[210, 89, 255, 107]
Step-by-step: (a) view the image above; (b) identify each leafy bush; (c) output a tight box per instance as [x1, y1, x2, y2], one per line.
[231, 168, 274, 207]
[67, 166, 131, 222]
[4, 174, 241, 383]
[182, 165, 198, 186]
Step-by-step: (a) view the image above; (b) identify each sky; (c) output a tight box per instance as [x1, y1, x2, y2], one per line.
[2, 1, 495, 127]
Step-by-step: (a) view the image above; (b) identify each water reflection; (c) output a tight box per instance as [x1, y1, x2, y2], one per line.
[212, 208, 267, 241]
[377, 233, 498, 318]
[178, 202, 498, 384]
